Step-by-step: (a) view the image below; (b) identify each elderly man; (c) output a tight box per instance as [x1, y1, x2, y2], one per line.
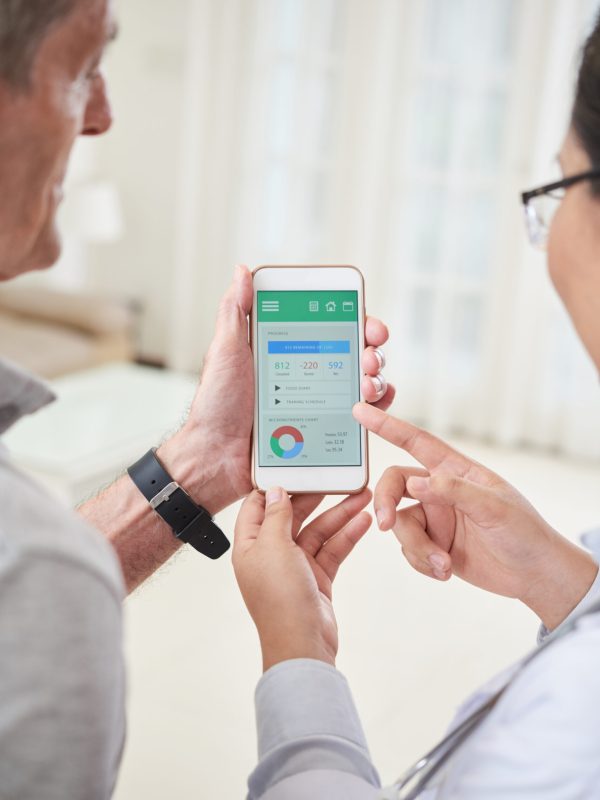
[0, 1, 390, 796]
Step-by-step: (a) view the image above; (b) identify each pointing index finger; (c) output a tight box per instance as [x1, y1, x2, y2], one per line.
[353, 402, 472, 473]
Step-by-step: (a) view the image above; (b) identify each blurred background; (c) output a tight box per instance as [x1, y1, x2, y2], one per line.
[7, 0, 600, 458]
[3, 0, 600, 797]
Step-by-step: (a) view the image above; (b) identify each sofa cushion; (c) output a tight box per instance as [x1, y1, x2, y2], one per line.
[0, 313, 116, 379]
[0, 286, 134, 336]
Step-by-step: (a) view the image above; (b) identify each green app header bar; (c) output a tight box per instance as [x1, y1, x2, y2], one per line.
[257, 291, 358, 322]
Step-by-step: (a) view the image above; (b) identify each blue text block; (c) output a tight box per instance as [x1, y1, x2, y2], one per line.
[268, 340, 350, 354]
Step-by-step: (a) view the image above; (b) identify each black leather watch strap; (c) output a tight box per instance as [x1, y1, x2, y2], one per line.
[127, 448, 230, 560]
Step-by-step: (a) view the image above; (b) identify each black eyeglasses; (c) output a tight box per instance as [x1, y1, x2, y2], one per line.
[521, 168, 600, 249]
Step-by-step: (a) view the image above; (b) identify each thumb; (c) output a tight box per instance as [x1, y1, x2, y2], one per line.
[259, 487, 294, 542]
[234, 264, 253, 315]
[214, 265, 253, 342]
[406, 473, 501, 527]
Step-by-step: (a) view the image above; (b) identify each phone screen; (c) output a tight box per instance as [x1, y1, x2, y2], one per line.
[256, 290, 362, 467]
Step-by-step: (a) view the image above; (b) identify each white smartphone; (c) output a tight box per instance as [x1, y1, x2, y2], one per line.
[251, 265, 369, 494]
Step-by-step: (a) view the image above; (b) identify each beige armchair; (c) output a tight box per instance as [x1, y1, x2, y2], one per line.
[0, 286, 138, 378]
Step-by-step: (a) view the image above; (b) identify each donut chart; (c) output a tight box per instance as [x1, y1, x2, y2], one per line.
[270, 425, 304, 459]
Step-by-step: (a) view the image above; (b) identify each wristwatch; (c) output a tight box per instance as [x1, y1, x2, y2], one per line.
[127, 448, 230, 559]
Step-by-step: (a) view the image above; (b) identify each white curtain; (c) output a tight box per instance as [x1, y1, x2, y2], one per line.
[168, 0, 600, 460]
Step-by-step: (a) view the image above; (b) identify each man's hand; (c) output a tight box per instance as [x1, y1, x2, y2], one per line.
[233, 488, 372, 671]
[353, 403, 599, 631]
[159, 265, 255, 511]
[82, 267, 391, 593]
[160, 266, 394, 515]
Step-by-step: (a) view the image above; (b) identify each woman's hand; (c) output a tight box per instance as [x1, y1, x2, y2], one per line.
[233, 488, 372, 672]
[353, 403, 598, 631]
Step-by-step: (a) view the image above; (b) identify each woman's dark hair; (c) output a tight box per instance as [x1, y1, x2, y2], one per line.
[572, 12, 600, 176]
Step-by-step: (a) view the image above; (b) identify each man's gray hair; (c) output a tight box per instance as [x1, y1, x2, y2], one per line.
[0, 0, 76, 88]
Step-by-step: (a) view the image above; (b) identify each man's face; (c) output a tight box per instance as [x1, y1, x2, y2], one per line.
[0, 0, 117, 280]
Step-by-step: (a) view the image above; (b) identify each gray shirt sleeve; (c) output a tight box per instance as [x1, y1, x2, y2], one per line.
[247, 659, 381, 800]
[0, 553, 125, 800]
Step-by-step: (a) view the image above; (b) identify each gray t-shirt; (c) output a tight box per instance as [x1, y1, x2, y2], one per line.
[0, 359, 125, 799]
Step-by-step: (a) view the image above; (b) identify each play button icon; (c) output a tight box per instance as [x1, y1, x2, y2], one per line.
[275, 385, 281, 391]
[275, 398, 281, 405]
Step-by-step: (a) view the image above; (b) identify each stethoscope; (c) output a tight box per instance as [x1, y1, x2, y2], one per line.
[378, 596, 600, 800]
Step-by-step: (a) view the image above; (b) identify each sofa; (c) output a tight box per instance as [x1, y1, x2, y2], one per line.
[0, 286, 138, 379]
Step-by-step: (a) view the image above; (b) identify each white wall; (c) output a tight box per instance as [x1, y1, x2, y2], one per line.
[87, 0, 191, 359]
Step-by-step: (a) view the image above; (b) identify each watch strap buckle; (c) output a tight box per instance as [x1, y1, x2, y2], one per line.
[150, 481, 180, 510]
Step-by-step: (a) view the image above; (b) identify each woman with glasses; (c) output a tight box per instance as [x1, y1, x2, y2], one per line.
[233, 13, 600, 800]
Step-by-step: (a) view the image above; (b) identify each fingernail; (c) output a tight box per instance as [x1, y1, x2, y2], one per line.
[370, 375, 385, 395]
[374, 348, 386, 369]
[433, 568, 447, 580]
[265, 487, 283, 507]
[376, 509, 386, 529]
[429, 554, 446, 571]
[407, 476, 429, 494]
